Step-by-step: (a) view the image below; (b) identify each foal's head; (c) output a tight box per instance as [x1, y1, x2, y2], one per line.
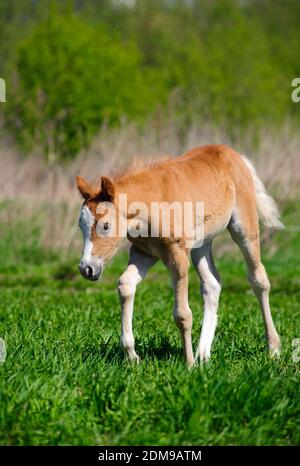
[76, 176, 124, 281]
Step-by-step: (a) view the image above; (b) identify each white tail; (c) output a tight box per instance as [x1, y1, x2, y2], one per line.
[241, 155, 284, 230]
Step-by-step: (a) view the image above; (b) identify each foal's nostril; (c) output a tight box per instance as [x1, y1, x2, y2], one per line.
[79, 262, 101, 281]
[85, 266, 93, 278]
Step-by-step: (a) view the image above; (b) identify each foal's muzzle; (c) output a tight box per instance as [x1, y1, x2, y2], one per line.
[79, 262, 103, 281]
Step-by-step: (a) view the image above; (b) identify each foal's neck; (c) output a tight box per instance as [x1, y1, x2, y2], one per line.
[115, 172, 161, 206]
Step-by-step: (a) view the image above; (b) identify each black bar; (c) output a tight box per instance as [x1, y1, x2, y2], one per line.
[0, 446, 298, 465]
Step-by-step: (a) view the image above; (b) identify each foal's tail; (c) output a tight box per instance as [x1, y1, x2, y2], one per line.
[241, 155, 284, 230]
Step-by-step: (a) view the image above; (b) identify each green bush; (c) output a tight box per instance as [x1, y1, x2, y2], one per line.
[6, 13, 155, 160]
[2, 0, 300, 158]
[192, 5, 288, 126]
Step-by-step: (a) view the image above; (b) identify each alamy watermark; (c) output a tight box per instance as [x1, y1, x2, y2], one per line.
[0, 78, 6, 102]
[93, 195, 205, 249]
[0, 338, 6, 363]
[291, 78, 300, 103]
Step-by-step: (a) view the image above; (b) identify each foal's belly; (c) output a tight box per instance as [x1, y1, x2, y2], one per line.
[202, 208, 233, 242]
[128, 208, 232, 258]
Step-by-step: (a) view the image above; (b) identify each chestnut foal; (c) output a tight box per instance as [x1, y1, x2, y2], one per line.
[76, 144, 283, 367]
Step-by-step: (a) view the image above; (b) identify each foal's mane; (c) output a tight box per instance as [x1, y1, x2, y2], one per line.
[112, 154, 173, 183]
[88, 154, 173, 196]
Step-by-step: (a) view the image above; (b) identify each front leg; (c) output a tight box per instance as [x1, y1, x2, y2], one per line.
[117, 245, 157, 362]
[164, 245, 195, 368]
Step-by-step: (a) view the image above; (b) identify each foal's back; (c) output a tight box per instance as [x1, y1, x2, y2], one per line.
[135, 143, 253, 205]
[153, 144, 255, 239]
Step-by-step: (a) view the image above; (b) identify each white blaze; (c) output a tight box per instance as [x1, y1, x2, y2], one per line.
[79, 205, 95, 263]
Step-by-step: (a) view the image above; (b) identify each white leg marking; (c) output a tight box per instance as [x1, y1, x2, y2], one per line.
[118, 246, 157, 362]
[118, 265, 141, 362]
[192, 243, 221, 363]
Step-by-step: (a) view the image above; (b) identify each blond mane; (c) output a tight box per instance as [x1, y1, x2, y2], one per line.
[112, 154, 173, 182]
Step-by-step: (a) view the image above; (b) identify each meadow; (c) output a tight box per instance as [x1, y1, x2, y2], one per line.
[0, 186, 299, 445]
[1, 0, 300, 447]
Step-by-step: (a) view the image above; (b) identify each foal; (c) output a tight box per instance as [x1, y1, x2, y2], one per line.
[76, 144, 283, 367]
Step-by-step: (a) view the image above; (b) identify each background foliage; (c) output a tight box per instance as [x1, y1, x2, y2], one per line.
[1, 0, 300, 158]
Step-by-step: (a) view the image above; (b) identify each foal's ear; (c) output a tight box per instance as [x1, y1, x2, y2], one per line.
[76, 175, 114, 202]
[76, 176, 95, 200]
[100, 176, 115, 202]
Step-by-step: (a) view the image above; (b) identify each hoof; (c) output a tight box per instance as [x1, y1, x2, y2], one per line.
[269, 345, 281, 358]
[187, 358, 196, 370]
[195, 348, 210, 365]
[128, 352, 141, 364]
[193, 353, 210, 367]
[269, 336, 281, 358]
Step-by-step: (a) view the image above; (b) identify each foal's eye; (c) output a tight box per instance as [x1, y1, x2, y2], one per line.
[96, 221, 111, 237]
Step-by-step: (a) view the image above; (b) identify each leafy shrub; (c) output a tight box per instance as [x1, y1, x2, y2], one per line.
[2, 0, 300, 158]
[6, 13, 155, 160]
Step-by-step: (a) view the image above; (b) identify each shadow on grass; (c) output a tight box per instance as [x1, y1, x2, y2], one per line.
[82, 334, 182, 364]
[137, 335, 182, 361]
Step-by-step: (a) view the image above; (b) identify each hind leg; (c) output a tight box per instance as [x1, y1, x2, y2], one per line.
[228, 211, 280, 356]
[191, 242, 222, 362]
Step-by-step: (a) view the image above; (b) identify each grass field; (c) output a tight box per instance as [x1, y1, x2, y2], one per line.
[0, 207, 299, 445]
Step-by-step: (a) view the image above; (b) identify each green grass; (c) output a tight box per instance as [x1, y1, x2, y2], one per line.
[0, 217, 300, 445]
